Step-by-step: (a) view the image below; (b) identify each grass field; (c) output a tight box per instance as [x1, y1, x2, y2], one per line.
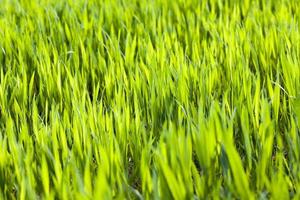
[0, 0, 300, 199]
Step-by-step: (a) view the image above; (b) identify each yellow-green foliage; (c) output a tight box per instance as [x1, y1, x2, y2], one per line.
[0, 0, 300, 199]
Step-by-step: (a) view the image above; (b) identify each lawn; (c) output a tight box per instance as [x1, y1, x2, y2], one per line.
[0, 0, 300, 199]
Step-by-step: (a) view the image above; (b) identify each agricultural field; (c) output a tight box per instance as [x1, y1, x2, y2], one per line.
[0, 0, 300, 199]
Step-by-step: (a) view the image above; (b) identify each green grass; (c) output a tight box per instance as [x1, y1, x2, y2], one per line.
[0, 0, 300, 199]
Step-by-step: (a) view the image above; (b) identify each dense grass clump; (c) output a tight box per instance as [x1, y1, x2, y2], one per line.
[0, 0, 300, 199]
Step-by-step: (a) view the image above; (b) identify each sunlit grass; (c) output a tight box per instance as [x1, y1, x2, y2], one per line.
[0, 0, 300, 199]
